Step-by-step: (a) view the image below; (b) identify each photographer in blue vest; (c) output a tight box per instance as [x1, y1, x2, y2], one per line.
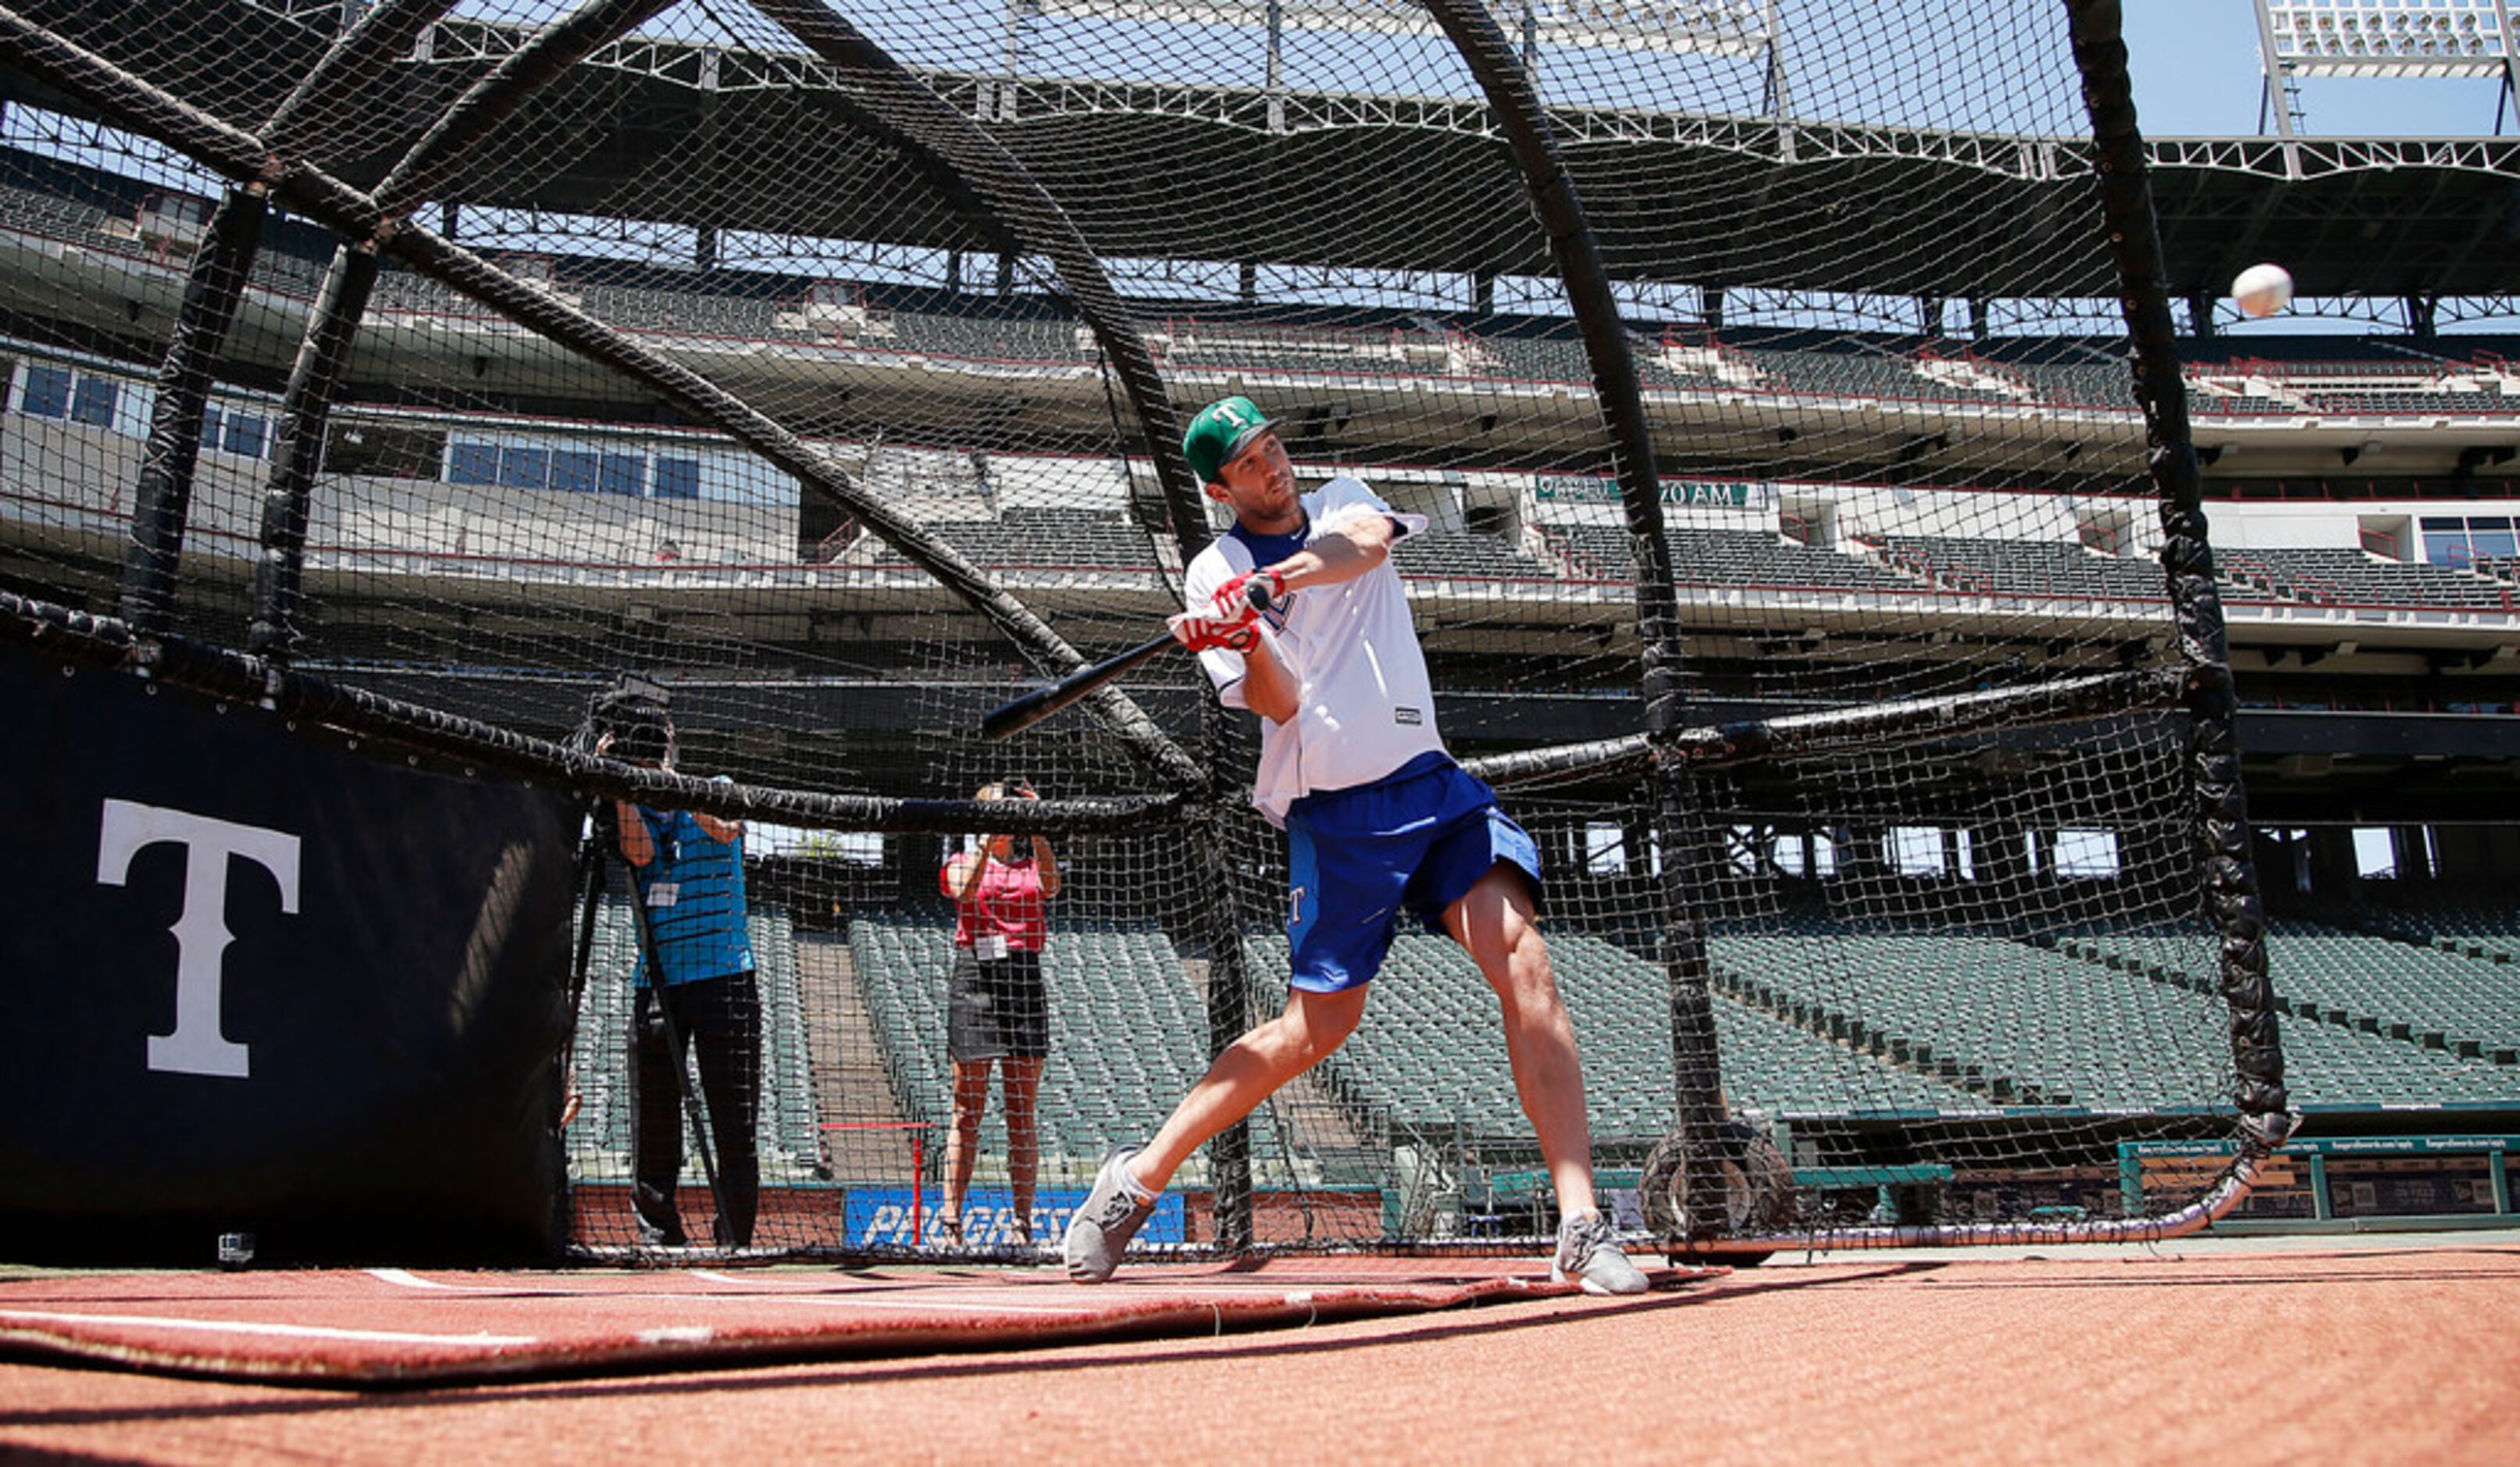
[600, 695, 761, 1251]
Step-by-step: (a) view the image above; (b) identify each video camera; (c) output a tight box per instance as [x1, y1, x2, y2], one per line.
[579, 672, 675, 766]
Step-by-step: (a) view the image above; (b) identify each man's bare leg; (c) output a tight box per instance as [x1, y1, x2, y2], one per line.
[1064, 987, 1364, 1281]
[1132, 985, 1367, 1191]
[1445, 865, 1645, 1294]
[1444, 865, 1597, 1219]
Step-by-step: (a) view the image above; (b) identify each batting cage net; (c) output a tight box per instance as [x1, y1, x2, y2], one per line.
[0, 0, 2289, 1261]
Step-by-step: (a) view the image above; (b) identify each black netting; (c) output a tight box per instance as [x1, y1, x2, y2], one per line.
[0, 0, 2295, 1261]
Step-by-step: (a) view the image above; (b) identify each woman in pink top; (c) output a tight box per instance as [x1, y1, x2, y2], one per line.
[936, 779, 1060, 1247]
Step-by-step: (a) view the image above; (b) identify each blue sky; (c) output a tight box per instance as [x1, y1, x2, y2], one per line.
[2124, 2, 2513, 136]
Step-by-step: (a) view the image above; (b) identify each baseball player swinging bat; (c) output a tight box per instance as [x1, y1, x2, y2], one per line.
[981, 580, 1274, 741]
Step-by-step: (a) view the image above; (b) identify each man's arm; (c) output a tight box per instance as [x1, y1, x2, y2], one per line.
[1268, 508, 1396, 592]
[613, 801, 656, 866]
[683, 772, 743, 844]
[597, 730, 659, 866]
[615, 802, 735, 864]
[1234, 511, 1398, 724]
[1233, 627, 1301, 725]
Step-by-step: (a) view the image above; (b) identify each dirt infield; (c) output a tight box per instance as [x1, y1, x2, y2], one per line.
[2, 1233, 2515, 1463]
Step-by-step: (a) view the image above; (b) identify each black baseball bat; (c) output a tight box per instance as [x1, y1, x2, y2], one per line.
[981, 584, 1271, 741]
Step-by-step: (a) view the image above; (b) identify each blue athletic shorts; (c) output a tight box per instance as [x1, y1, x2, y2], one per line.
[1284, 755, 1543, 994]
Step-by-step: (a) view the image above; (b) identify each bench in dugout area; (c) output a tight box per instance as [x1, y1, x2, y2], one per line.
[2122, 1136, 2520, 1227]
[1790, 1163, 1956, 1224]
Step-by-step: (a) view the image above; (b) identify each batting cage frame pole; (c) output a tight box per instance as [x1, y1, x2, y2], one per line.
[1584, 1, 2296, 1260]
[1464, 668, 2190, 792]
[245, 242, 376, 664]
[1421, 0, 1741, 1234]
[564, 815, 611, 1110]
[118, 189, 266, 640]
[743, 0, 1256, 1243]
[0, 588, 1184, 848]
[0, 5, 1208, 794]
[121, 0, 455, 642]
[2065, 0, 2292, 1153]
[251, 0, 678, 666]
[1189, 720, 1256, 1255]
[1642, 1, 2297, 1255]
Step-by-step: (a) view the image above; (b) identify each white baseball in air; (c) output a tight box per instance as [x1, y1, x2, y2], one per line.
[2231, 262, 2294, 319]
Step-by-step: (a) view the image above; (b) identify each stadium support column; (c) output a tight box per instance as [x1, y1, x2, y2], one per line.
[1422, 1, 1734, 1198]
[2406, 295, 2436, 341]
[2066, 0, 2291, 1149]
[2306, 828, 2361, 904]
[1972, 819, 2033, 912]
[2188, 291, 2217, 341]
[2390, 826, 2433, 884]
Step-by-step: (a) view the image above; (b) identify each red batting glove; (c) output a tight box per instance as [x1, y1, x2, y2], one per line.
[1211, 566, 1288, 619]
[1169, 609, 1260, 654]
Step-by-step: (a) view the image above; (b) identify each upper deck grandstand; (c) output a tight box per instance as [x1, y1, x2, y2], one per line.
[4, 97, 2512, 801]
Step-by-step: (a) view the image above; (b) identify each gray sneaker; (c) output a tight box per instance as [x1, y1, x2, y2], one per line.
[1552, 1209, 1649, 1296]
[1064, 1146, 1157, 1283]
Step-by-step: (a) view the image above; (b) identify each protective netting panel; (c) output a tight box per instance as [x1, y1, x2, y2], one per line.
[0, 0, 2283, 1259]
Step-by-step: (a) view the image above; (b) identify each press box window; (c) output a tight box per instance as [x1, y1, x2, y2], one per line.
[653, 455, 700, 500]
[69, 376, 118, 428]
[548, 449, 600, 494]
[2470, 518, 2517, 562]
[497, 446, 548, 490]
[2422, 516, 2518, 569]
[18, 364, 72, 418]
[447, 441, 501, 485]
[202, 405, 269, 459]
[598, 453, 643, 495]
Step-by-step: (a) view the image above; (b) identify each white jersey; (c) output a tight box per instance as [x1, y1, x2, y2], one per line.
[1185, 475, 1445, 826]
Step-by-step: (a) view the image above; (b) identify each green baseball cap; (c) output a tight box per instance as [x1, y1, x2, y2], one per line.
[1182, 395, 1278, 485]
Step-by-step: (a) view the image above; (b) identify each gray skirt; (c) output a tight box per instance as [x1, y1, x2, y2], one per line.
[946, 944, 1050, 1062]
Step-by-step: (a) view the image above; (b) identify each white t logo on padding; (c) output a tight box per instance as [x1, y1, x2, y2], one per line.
[96, 799, 301, 1078]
